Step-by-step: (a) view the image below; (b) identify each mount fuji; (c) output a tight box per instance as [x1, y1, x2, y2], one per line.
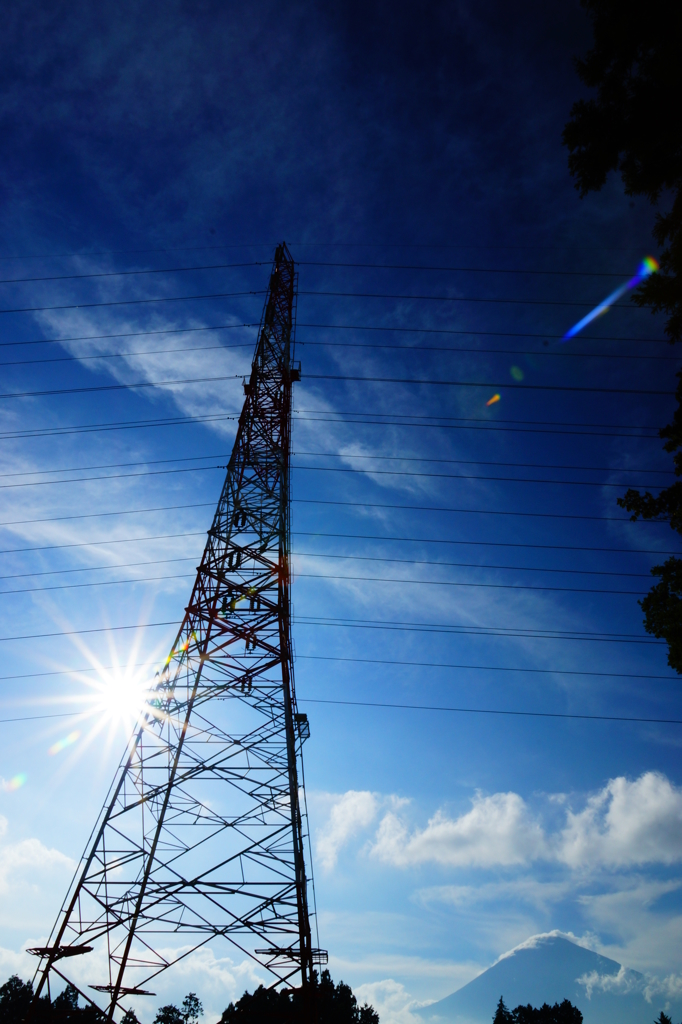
[417, 934, 681, 1024]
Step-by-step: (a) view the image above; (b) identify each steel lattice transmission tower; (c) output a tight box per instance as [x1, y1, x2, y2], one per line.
[29, 242, 325, 1021]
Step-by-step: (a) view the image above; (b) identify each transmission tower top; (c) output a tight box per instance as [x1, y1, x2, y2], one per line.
[29, 241, 325, 1022]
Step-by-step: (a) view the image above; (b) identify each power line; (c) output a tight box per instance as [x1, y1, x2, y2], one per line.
[0, 373, 241, 402]
[298, 261, 632, 278]
[0, 462, 666, 492]
[293, 552, 650, 578]
[0, 288, 658, 318]
[294, 572, 645, 596]
[305, 373, 674, 397]
[0, 553, 653, 595]
[300, 289, 655, 310]
[293, 497, 659, 524]
[0, 449, 666, 481]
[2, 702, 680, 727]
[297, 654, 672, 680]
[295, 451, 668, 475]
[0, 409, 662, 445]
[0, 525, 673, 558]
[0, 567, 652, 598]
[300, 531, 677, 556]
[0, 289, 264, 316]
[295, 615, 660, 644]
[294, 465, 666, 489]
[0, 463, 223, 491]
[0, 259, 643, 287]
[0, 495, 661, 533]
[299, 698, 682, 726]
[0, 261, 264, 286]
[0, 372, 670, 404]
[0, 321, 668, 351]
[3, 337, 680, 372]
[295, 414, 661, 440]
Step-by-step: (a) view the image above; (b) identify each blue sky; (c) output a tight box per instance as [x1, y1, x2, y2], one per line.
[0, 2, 681, 1023]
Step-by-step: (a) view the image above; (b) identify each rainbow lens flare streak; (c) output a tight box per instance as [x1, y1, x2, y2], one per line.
[2, 773, 26, 791]
[48, 731, 81, 756]
[563, 256, 659, 341]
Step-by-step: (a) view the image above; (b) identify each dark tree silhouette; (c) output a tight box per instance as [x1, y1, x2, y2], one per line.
[504, 1000, 583, 1024]
[153, 992, 203, 1024]
[564, 0, 682, 667]
[220, 970, 379, 1024]
[618, 368, 682, 670]
[0, 976, 100, 1024]
[493, 996, 514, 1024]
[563, 0, 682, 342]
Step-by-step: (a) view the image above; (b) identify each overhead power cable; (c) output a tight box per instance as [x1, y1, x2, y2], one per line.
[0, 288, 657, 317]
[0, 495, 662, 531]
[2, 703, 680, 726]
[295, 414, 662, 440]
[0, 290, 264, 316]
[295, 451, 668, 475]
[0, 449, 665, 481]
[0, 373, 671, 403]
[0, 554, 653, 595]
[0, 524, 674, 558]
[0, 374, 241, 401]
[0, 321, 667, 350]
[0, 259, 644, 287]
[297, 654, 670, 679]
[4, 338, 680, 371]
[295, 615, 660, 645]
[299, 698, 682, 726]
[294, 572, 646, 596]
[299, 289, 655, 310]
[0, 619, 670, 679]
[0, 569, 647, 597]
[0, 261, 264, 285]
[295, 497, 662, 525]
[305, 373, 673, 397]
[0, 409, 662, 444]
[0, 463, 667, 491]
[298, 261, 632, 278]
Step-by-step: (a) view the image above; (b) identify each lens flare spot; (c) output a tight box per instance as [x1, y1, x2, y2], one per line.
[48, 731, 81, 756]
[563, 255, 659, 340]
[486, 393, 501, 406]
[2, 774, 26, 792]
[510, 366, 524, 381]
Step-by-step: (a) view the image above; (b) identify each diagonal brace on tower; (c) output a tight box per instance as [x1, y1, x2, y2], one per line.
[28, 242, 325, 1022]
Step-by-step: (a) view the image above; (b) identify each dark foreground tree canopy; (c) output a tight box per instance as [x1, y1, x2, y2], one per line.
[563, 0, 682, 342]
[618, 368, 682, 671]
[220, 971, 379, 1024]
[493, 996, 582, 1024]
[0, 973, 378, 1024]
[564, 0, 682, 667]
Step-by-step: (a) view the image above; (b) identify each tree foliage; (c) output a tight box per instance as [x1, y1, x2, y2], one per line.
[220, 970, 379, 1024]
[492, 998, 582, 1024]
[563, 0, 682, 340]
[0, 977, 100, 1024]
[618, 369, 682, 670]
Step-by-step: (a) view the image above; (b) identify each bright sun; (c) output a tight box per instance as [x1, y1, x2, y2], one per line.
[96, 670, 150, 724]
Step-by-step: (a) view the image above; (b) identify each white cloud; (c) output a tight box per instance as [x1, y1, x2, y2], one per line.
[558, 772, 682, 868]
[371, 792, 546, 868]
[353, 978, 424, 1024]
[0, 837, 74, 895]
[316, 790, 378, 870]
